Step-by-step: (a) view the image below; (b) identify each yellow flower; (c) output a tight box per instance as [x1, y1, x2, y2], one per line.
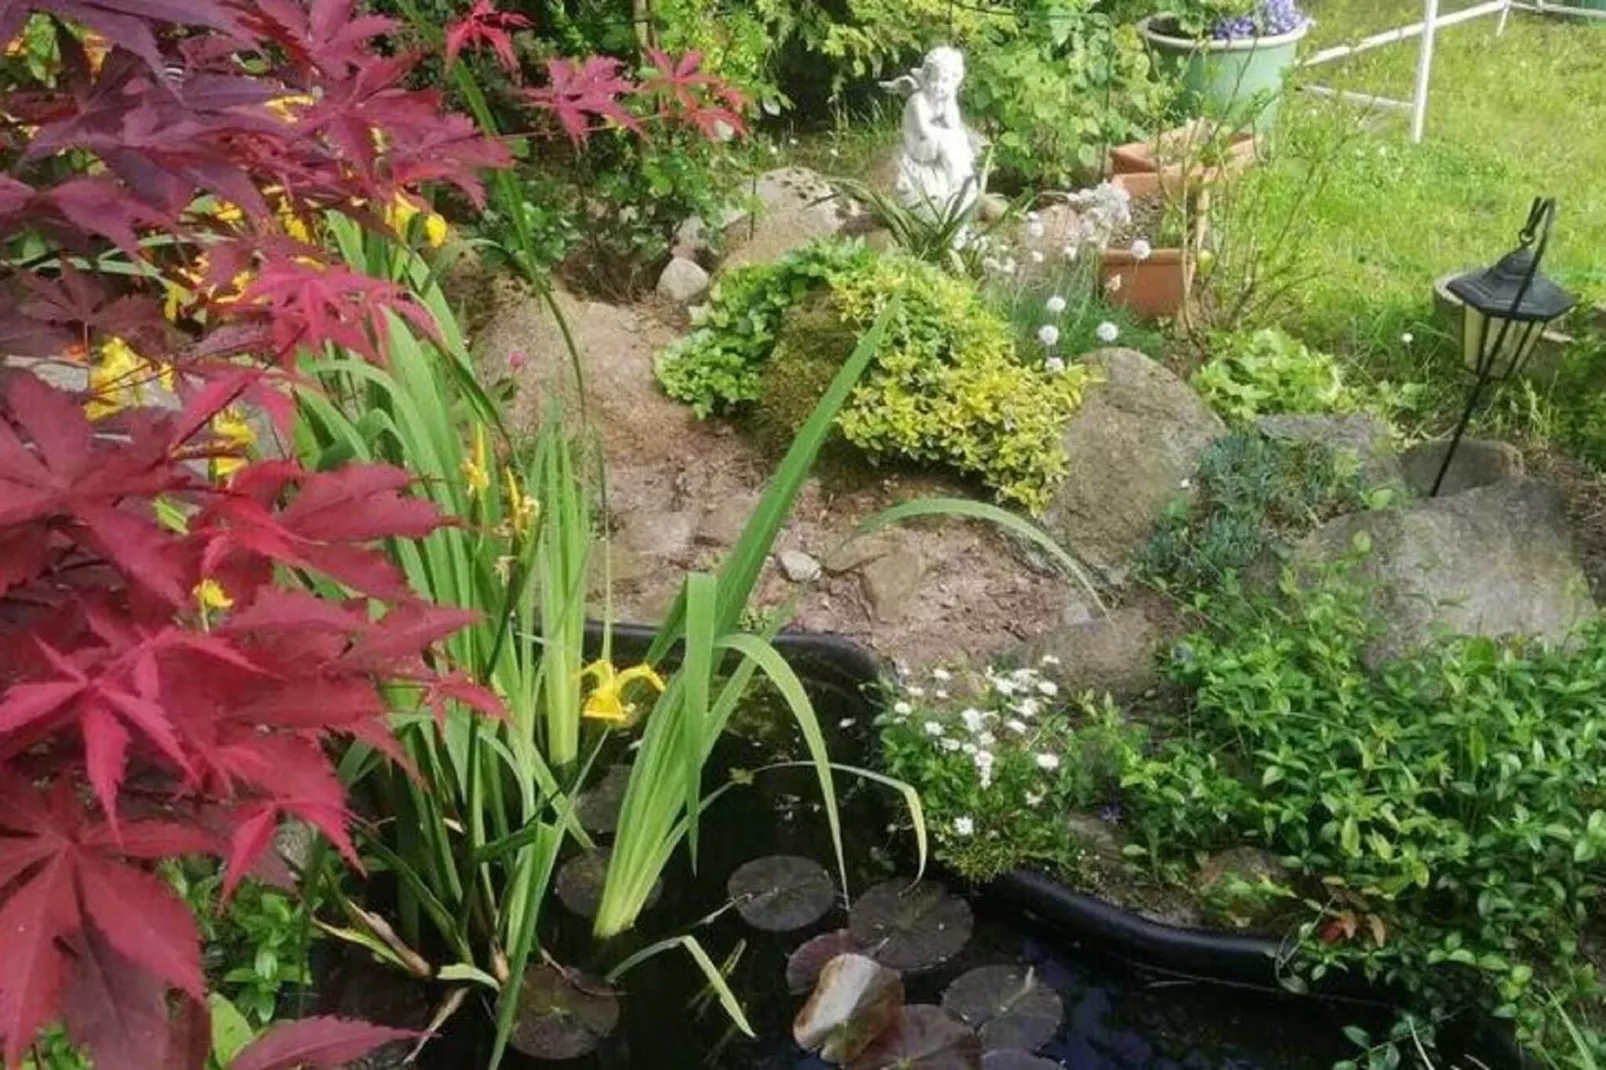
[421, 211, 449, 248]
[86, 337, 170, 419]
[210, 407, 256, 479]
[266, 94, 317, 123]
[3, 35, 24, 58]
[82, 32, 109, 74]
[386, 192, 448, 248]
[210, 199, 244, 226]
[503, 467, 539, 538]
[461, 424, 490, 497]
[580, 660, 666, 726]
[193, 579, 234, 611]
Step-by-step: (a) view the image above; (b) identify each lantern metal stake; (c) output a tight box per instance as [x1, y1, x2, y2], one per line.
[1432, 197, 1576, 497]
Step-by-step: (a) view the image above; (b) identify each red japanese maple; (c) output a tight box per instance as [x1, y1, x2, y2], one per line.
[0, 1, 513, 1067]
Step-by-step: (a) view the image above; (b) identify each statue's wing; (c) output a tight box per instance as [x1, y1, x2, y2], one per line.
[878, 72, 922, 97]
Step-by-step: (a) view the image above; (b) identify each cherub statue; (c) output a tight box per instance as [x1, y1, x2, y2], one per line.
[880, 46, 979, 223]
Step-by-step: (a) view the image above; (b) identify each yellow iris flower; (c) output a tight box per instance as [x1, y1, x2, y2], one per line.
[503, 467, 539, 538]
[386, 192, 449, 249]
[580, 660, 667, 727]
[85, 337, 172, 419]
[461, 424, 491, 497]
[193, 579, 234, 611]
[211, 407, 256, 479]
[266, 94, 317, 123]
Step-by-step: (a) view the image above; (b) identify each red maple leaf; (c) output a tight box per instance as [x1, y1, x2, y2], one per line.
[445, 0, 531, 75]
[641, 49, 747, 140]
[235, 255, 439, 365]
[524, 56, 643, 145]
[229, 1017, 418, 1070]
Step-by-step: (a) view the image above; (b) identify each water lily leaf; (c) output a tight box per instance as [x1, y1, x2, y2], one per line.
[729, 854, 836, 932]
[846, 1004, 982, 1070]
[849, 880, 973, 972]
[556, 848, 660, 919]
[576, 764, 632, 834]
[794, 953, 905, 1063]
[981, 1050, 1063, 1070]
[509, 963, 620, 1061]
[941, 966, 1062, 1052]
[786, 929, 860, 994]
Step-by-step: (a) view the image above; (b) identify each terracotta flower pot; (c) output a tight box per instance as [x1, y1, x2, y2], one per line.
[1108, 119, 1258, 198]
[1096, 172, 1206, 321]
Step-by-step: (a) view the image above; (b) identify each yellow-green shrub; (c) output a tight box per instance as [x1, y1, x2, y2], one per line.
[655, 240, 1089, 512]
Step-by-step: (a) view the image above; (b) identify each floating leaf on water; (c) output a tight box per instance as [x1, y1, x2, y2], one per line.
[576, 764, 632, 834]
[981, 1050, 1063, 1070]
[940, 966, 1062, 1053]
[848, 880, 973, 971]
[846, 1004, 982, 1070]
[794, 953, 904, 1063]
[786, 929, 860, 994]
[556, 848, 660, 919]
[729, 855, 836, 932]
[510, 963, 620, 1061]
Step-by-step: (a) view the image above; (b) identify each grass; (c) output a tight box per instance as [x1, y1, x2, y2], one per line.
[1197, 0, 1606, 438]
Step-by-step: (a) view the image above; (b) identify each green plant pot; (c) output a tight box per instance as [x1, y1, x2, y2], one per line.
[1139, 16, 1310, 133]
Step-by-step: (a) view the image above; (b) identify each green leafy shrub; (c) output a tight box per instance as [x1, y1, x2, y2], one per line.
[1192, 327, 1356, 425]
[1548, 333, 1606, 472]
[1118, 570, 1606, 1059]
[656, 240, 1091, 511]
[1135, 430, 1374, 592]
[879, 662, 1139, 883]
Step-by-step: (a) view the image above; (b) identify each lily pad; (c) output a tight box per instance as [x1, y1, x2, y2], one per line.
[794, 953, 905, 1063]
[981, 1051, 1062, 1070]
[941, 966, 1062, 1053]
[846, 1005, 982, 1070]
[729, 854, 836, 932]
[575, 764, 632, 834]
[555, 848, 660, 919]
[848, 880, 973, 972]
[510, 963, 619, 1061]
[786, 929, 861, 994]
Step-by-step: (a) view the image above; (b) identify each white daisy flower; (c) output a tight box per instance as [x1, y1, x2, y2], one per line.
[941, 737, 962, 752]
[1063, 244, 1080, 262]
[1401, 331, 1415, 344]
[907, 686, 926, 698]
[924, 721, 945, 737]
[1036, 680, 1059, 697]
[1025, 792, 1043, 807]
[1035, 752, 1061, 771]
[933, 668, 952, 682]
[1040, 654, 1061, 666]
[893, 701, 913, 716]
[954, 816, 974, 836]
[962, 741, 978, 755]
[1029, 249, 1045, 264]
[961, 708, 987, 733]
[1016, 698, 1040, 718]
[1005, 719, 1028, 734]
[1095, 321, 1120, 344]
[1045, 295, 1067, 315]
[934, 689, 949, 699]
[1045, 357, 1066, 375]
[1037, 324, 1061, 347]
[978, 731, 996, 748]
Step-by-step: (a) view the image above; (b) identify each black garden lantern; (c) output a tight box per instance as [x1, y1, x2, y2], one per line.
[1432, 197, 1576, 496]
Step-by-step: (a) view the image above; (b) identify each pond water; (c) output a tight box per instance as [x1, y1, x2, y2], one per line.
[429, 639, 1365, 1070]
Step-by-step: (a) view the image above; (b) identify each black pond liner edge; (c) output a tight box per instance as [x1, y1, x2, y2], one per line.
[585, 621, 1535, 1070]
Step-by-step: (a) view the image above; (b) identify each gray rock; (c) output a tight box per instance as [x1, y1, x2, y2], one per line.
[862, 544, 927, 622]
[1400, 438, 1524, 498]
[655, 255, 710, 304]
[1064, 812, 1124, 863]
[696, 492, 759, 546]
[621, 510, 697, 559]
[977, 192, 1009, 223]
[777, 548, 823, 583]
[1196, 846, 1288, 891]
[823, 534, 895, 575]
[675, 203, 749, 252]
[1288, 476, 1594, 662]
[1043, 347, 1225, 578]
[1256, 412, 1402, 489]
[722, 167, 852, 270]
[1022, 605, 1165, 698]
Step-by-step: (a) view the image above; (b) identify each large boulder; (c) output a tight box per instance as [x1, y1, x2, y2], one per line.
[721, 167, 854, 270]
[1043, 347, 1225, 580]
[1020, 604, 1171, 698]
[1288, 476, 1594, 661]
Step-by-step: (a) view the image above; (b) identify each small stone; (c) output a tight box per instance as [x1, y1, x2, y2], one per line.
[621, 511, 697, 559]
[696, 493, 759, 546]
[778, 549, 823, 583]
[862, 546, 927, 622]
[656, 256, 710, 304]
[1399, 438, 1523, 498]
[978, 193, 1009, 223]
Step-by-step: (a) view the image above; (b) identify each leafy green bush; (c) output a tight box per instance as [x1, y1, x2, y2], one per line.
[656, 240, 1091, 511]
[1135, 430, 1375, 592]
[1192, 327, 1357, 425]
[1118, 570, 1606, 1060]
[1548, 333, 1606, 472]
[879, 662, 1139, 883]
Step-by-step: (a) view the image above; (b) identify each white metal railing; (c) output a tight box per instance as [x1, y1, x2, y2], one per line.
[1297, 0, 1606, 141]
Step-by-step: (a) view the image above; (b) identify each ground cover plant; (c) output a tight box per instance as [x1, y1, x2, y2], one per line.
[655, 239, 1091, 511]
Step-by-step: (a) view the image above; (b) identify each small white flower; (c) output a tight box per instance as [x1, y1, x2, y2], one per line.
[907, 686, 926, 698]
[954, 816, 975, 837]
[994, 679, 1018, 697]
[1005, 719, 1028, 735]
[1401, 331, 1415, 344]
[961, 708, 987, 733]
[1045, 295, 1067, 315]
[893, 700, 913, 716]
[1045, 357, 1066, 375]
[934, 689, 949, 700]
[932, 668, 952, 682]
[1026, 220, 1046, 240]
[1026, 210, 1041, 222]
[1095, 321, 1120, 344]
[1025, 792, 1043, 807]
[1035, 752, 1061, 771]
[1063, 244, 1080, 262]
[1105, 273, 1122, 293]
[787, 137, 799, 146]
[1040, 654, 1061, 666]
[768, 143, 780, 155]
[941, 737, 963, 752]
[1001, 259, 1017, 277]
[1130, 238, 1153, 261]
[829, 147, 841, 158]
[981, 256, 1002, 273]
[1036, 680, 1059, 697]
[924, 721, 945, 737]
[839, 717, 857, 728]
[962, 741, 978, 755]
[1016, 698, 1041, 718]
[1029, 249, 1045, 264]
[1037, 324, 1061, 347]
[1180, 477, 1192, 489]
[977, 731, 996, 748]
